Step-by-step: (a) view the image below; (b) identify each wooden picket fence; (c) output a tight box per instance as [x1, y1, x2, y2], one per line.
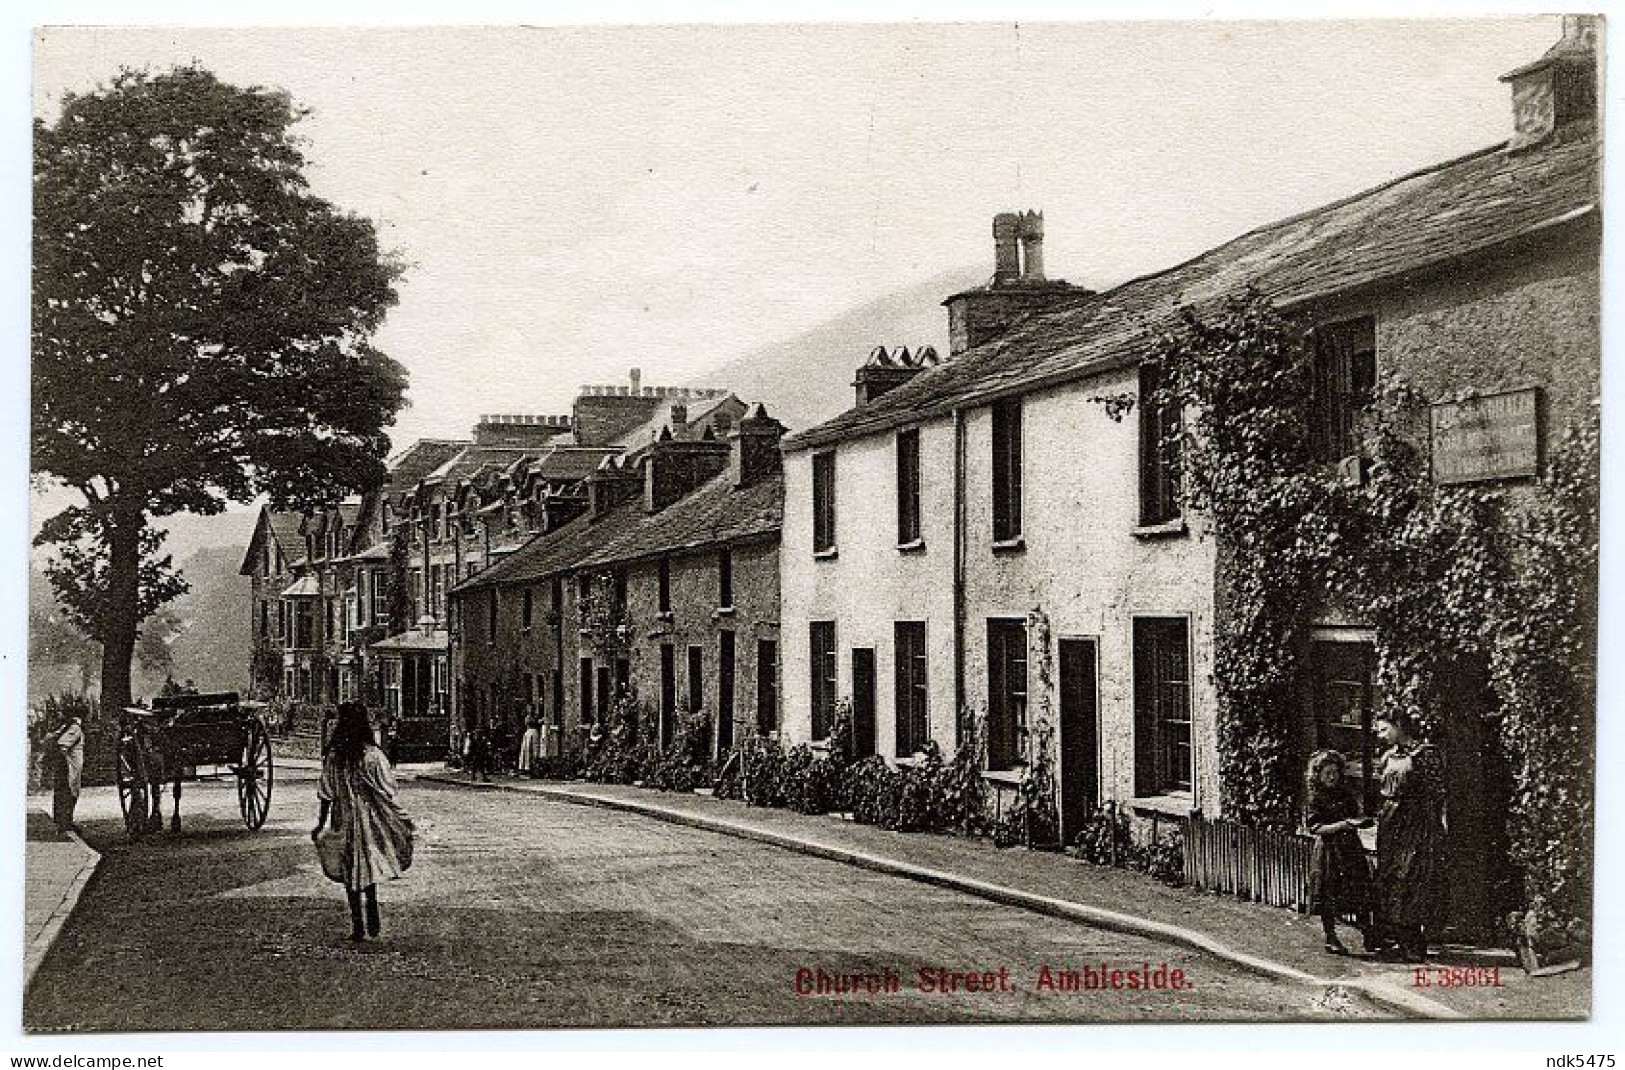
[1179, 812, 1316, 913]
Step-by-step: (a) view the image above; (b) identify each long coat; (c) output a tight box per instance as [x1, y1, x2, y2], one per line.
[316, 745, 415, 892]
[1374, 741, 1447, 928]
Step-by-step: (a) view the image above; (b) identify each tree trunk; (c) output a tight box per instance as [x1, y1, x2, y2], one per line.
[98, 501, 144, 712]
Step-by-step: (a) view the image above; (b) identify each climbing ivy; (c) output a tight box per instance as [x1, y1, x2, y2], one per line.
[1153, 289, 1597, 951]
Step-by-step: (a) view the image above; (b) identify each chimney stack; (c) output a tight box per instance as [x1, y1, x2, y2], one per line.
[854, 345, 940, 406]
[643, 427, 731, 512]
[1501, 15, 1599, 150]
[586, 456, 642, 518]
[669, 403, 689, 438]
[629, 367, 642, 395]
[730, 402, 787, 488]
[943, 211, 1095, 356]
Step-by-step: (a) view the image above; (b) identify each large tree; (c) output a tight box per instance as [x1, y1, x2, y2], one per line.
[33, 66, 408, 711]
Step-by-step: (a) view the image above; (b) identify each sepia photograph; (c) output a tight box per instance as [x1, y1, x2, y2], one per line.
[19, 11, 1603, 1038]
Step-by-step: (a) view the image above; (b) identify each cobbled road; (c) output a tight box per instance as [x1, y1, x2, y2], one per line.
[25, 772, 1382, 1030]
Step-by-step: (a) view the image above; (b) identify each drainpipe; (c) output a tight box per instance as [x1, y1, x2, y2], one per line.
[953, 407, 968, 736]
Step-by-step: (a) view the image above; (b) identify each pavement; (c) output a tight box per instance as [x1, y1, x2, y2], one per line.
[26, 775, 1393, 1030]
[416, 769, 1590, 1022]
[23, 809, 102, 992]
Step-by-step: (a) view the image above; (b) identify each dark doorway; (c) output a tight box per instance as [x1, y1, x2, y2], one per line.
[1058, 637, 1100, 843]
[1308, 639, 1378, 813]
[851, 647, 877, 758]
[1438, 655, 1515, 942]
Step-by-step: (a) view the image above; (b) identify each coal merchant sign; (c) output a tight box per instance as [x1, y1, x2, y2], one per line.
[1430, 387, 1541, 485]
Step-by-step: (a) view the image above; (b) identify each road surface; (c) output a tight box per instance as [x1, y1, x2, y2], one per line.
[24, 772, 1380, 1030]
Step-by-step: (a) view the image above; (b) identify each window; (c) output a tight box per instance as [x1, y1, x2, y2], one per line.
[756, 639, 779, 734]
[522, 587, 534, 630]
[895, 428, 923, 546]
[894, 622, 928, 756]
[383, 659, 401, 718]
[615, 658, 630, 705]
[657, 557, 672, 614]
[809, 621, 838, 739]
[812, 451, 837, 554]
[580, 657, 596, 726]
[293, 601, 315, 649]
[992, 398, 1023, 543]
[659, 644, 676, 746]
[370, 570, 388, 624]
[1310, 317, 1377, 464]
[687, 645, 704, 714]
[278, 600, 288, 645]
[1133, 617, 1192, 795]
[986, 619, 1029, 770]
[487, 590, 498, 644]
[596, 664, 612, 721]
[551, 578, 565, 623]
[718, 631, 736, 752]
[613, 570, 628, 619]
[1139, 363, 1183, 526]
[718, 548, 734, 610]
[260, 601, 271, 638]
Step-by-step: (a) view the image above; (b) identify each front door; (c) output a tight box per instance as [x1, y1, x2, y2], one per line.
[851, 648, 876, 758]
[1058, 638, 1100, 842]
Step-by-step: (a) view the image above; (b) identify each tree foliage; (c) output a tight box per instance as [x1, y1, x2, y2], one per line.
[33, 65, 408, 707]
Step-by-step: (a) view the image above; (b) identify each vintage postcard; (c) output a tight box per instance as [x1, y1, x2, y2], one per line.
[22, 16, 1601, 1035]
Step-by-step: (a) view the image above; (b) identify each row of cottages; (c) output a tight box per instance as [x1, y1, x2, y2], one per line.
[777, 20, 1597, 934]
[449, 403, 787, 763]
[242, 369, 743, 756]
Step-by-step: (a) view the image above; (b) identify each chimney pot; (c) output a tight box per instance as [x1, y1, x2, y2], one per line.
[1018, 209, 1046, 281]
[992, 212, 1022, 284]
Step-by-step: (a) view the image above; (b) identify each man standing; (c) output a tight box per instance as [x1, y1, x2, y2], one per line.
[51, 711, 86, 835]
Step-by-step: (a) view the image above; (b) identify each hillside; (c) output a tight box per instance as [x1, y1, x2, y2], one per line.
[28, 543, 250, 706]
[698, 266, 985, 434]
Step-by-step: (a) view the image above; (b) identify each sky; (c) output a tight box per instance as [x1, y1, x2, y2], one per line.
[33, 17, 1563, 454]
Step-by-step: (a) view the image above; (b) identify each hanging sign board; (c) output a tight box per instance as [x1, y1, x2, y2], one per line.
[1430, 387, 1541, 485]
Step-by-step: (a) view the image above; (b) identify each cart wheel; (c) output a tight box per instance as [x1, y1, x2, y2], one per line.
[237, 717, 274, 830]
[116, 729, 150, 841]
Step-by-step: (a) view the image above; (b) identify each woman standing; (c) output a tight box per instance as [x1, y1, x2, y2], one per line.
[1372, 709, 1447, 963]
[313, 702, 415, 942]
[517, 715, 543, 778]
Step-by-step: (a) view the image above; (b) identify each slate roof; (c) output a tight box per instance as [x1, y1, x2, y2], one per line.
[451, 471, 783, 592]
[450, 504, 648, 593]
[529, 447, 622, 482]
[784, 130, 1599, 452]
[577, 470, 783, 570]
[237, 508, 308, 576]
[426, 445, 544, 485]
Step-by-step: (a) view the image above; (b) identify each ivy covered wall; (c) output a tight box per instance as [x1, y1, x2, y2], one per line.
[1155, 224, 1598, 950]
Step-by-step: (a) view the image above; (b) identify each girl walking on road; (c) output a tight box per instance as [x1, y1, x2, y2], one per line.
[313, 702, 415, 943]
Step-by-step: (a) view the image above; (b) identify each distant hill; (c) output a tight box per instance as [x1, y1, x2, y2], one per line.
[28, 543, 250, 706]
[698, 266, 986, 435]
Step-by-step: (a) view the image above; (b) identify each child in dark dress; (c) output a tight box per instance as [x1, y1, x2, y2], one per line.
[1304, 749, 1375, 955]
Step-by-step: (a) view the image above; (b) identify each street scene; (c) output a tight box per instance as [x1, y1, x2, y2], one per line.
[25, 17, 1599, 1035]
